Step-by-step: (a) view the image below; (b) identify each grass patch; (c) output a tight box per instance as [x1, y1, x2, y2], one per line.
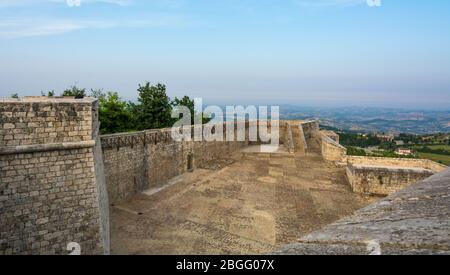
[417, 152, 450, 166]
[425, 145, 450, 151]
[412, 144, 450, 151]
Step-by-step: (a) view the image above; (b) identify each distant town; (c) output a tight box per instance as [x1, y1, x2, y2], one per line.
[333, 130, 450, 165]
[279, 105, 450, 165]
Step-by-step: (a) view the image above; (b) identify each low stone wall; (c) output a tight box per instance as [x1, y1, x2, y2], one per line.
[284, 123, 295, 154]
[102, 120, 314, 204]
[346, 164, 434, 196]
[274, 168, 450, 255]
[295, 125, 307, 155]
[346, 156, 447, 196]
[0, 97, 108, 255]
[321, 130, 340, 143]
[297, 120, 319, 139]
[320, 131, 347, 162]
[101, 121, 269, 204]
[347, 156, 447, 173]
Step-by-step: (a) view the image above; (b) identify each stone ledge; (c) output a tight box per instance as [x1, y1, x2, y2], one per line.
[274, 168, 450, 255]
[273, 243, 450, 255]
[347, 156, 448, 172]
[0, 96, 97, 104]
[0, 140, 96, 155]
[349, 164, 434, 174]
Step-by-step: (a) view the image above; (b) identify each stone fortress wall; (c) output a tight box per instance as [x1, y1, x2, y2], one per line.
[101, 124, 251, 205]
[101, 120, 320, 204]
[319, 131, 347, 163]
[1, 96, 448, 255]
[345, 156, 447, 196]
[0, 97, 320, 255]
[309, 128, 448, 196]
[0, 97, 108, 255]
[347, 156, 447, 172]
[275, 168, 450, 255]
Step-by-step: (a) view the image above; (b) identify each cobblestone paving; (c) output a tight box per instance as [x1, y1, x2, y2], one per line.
[111, 143, 376, 255]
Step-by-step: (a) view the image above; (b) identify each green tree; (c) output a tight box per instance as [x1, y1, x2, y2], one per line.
[339, 133, 381, 148]
[98, 92, 133, 134]
[90, 89, 105, 100]
[41, 90, 55, 97]
[172, 96, 195, 125]
[346, 146, 367, 156]
[62, 86, 86, 99]
[379, 141, 396, 151]
[132, 82, 173, 130]
[173, 96, 194, 115]
[172, 96, 211, 125]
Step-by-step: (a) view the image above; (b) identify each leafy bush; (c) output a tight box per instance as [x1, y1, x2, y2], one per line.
[62, 86, 86, 99]
[417, 146, 450, 156]
[98, 92, 134, 135]
[339, 133, 381, 148]
[33, 82, 215, 134]
[346, 146, 367, 156]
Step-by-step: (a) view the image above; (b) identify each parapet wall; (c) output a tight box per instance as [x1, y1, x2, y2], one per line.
[347, 156, 447, 173]
[285, 121, 315, 155]
[101, 120, 315, 204]
[284, 123, 295, 154]
[346, 156, 447, 196]
[274, 168, 450, 255]
[0, 97, 108, 255]
[102, 121, 288, 204]
[319, 131, 347, 162]
[346, 164, 434, 196]
[300, 120, 319, 139]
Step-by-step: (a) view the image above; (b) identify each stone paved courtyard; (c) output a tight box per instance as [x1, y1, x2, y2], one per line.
[110, 143, 377, 255]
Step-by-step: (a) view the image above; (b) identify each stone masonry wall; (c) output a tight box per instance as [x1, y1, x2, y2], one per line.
[300, 120, 319, 139]
[345, 156, 447, 196]
[274, 168, 450, 255]
[101, 122, 253, 204]
[102, 120, 318, 205]
[346, 164, 435, 196]
[320, 131, 347, 163]
[0, 97, 92, 147]
[347, 156, 448, 173]
[0, 97, 107, 255]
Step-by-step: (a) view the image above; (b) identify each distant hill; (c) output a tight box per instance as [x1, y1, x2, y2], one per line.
[280, 106, 450, 135]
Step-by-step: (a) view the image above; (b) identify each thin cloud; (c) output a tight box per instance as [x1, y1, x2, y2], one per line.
[0, 16, 185, 38]
[0, 0, 188, 39]
[0, 18, 114, 38]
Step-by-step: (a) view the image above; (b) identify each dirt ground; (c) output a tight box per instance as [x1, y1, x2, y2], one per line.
[111, 143, 376, 255]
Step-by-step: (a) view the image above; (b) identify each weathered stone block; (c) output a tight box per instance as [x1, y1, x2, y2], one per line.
[0, 97, 109, 255]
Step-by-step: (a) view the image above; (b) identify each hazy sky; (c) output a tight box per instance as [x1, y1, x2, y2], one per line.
[0, 0, 450, 108]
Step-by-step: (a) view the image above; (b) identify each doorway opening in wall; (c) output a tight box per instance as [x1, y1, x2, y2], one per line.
[187, 153, 194, 172]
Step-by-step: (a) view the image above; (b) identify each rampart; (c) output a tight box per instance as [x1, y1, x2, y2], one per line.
[347, 156, 448, 172]
[101, 120, 317, 204]
[4, 97, 447, 256]
[346, 156, 448, 196]
[319, 131, 347, 163]
[274, 167, 450, 255]
[285, 120, 315, 155]
[0, 97, 109, 255]
[101, 124, 249, 204]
